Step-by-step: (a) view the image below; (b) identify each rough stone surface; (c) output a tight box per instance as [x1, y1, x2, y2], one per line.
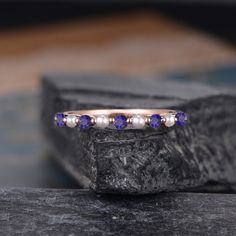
[41, 74, 236, 194]
[0, 188, 236, 236]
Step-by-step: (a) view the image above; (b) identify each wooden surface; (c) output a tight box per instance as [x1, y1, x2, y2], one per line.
[0, 188, 236, 236]
[0, 12, 236, 94]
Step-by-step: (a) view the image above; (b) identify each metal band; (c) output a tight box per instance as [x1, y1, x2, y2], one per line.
[55, 109, 187, 130]
[63, 109, 176, 116]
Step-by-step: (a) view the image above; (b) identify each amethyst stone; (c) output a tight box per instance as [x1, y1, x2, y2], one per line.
[175, 112, 187, 126]
[114, 115, 128, 130]
[79, 115, 92, 129]
[55, 113, 65, 127]
[149, 114, 162, 129]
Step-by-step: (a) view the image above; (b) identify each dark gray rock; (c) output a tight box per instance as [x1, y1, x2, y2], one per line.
[0, 188, 236, 236]
[41, 74, 236, 194]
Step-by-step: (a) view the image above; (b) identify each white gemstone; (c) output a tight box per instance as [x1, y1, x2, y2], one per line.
[164, 114, 175, 127]
[132, 115, 146, 129]
[95, 115, 109, 129]
[66, 115, 78, 128]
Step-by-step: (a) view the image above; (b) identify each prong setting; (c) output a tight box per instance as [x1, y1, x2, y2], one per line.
[161, 117, 166, 123]
[91, 117, 96, 126]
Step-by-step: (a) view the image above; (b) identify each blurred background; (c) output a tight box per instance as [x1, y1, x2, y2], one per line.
[0, 2, 235, 188]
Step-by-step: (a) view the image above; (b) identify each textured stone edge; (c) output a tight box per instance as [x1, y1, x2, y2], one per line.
[41, 76, 236, 194]
[0, 188, 236, 235]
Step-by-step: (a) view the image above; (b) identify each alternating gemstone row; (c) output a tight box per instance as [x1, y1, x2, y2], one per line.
[55, 112, 187, 130]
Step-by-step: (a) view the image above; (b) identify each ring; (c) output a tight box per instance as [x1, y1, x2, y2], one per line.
[54, 109, 187, 130]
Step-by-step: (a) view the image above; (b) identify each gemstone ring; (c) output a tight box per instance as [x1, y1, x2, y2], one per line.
[54, 109, 187, 130]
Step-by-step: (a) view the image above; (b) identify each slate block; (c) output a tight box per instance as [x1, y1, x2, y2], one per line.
[41, 74, 236, 194]
[0, 188, 236, 235]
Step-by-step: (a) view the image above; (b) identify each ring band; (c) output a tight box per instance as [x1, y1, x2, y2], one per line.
[54, 109, 187, 130]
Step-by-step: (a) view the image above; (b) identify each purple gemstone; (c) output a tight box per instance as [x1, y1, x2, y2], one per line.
[149, 114, 161, 129]
[55, 112, 65, 127]
[79, 115, 91, 129]
[175, 112, 187, 126]
[114, 115, 127, 130]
